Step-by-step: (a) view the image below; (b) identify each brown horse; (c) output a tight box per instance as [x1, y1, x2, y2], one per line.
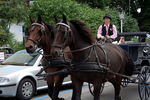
[25, 16, 71, 100]
[51, 15, 134, 100]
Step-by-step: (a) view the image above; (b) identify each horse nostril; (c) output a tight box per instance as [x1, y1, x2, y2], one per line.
[52, 50, 60, 57]
[54, 51, 59, 56]
[29, 45, 33, 49]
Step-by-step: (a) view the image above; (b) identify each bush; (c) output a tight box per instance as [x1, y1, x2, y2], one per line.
[28, 0, 139, 37]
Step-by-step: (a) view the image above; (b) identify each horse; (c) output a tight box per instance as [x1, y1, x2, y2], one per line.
[50, 15, 134, 100]
[25, 15, 71, 100]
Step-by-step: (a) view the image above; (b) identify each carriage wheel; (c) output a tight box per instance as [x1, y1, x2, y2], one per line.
[121, 78, 129, 87]
[138, 66, 150, 100]
[88, 83, 104, 96]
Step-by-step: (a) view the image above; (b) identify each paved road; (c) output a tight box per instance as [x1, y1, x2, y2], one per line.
[32, 83, 141, 100]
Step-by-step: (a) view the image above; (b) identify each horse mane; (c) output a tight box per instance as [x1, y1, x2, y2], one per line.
[43, 22, 55, 39]
[69, 20, 95, 44]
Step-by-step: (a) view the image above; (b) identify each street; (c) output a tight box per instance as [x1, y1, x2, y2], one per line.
[32, 83, 141, 100]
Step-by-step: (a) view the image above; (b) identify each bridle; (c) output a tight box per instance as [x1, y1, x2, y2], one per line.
[52, 22, 72, 50]
[27, 22, 46, 45]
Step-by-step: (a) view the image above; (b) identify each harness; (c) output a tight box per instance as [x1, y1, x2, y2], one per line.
[51, 22, 110, 73]
[36, 22, 134, 80]
[37, 43, 110, 78]
[69, 43, 109, 72]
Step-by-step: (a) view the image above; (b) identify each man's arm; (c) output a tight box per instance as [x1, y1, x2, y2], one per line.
[110, 25, 117, 39]
[97, 25, 103, 39]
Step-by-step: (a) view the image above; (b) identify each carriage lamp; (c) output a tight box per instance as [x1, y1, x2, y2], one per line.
[143, 47, 149, 53]
[0, 77, 10, 83]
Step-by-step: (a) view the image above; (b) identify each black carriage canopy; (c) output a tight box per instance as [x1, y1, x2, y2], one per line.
[118, 32, 149, 42]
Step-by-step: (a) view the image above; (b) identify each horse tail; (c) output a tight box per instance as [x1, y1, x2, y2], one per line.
[124, 51, 134, 76]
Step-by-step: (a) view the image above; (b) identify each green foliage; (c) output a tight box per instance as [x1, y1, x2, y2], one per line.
[8, 40, 24, 52]
[75, 0, 111, 9]
[123, 15, 139, 32]
[0, 0, 26, 51]
[0, 26, 12, 46]
[0, 0, 140, 49]
[29, 0, 139, 37]
[109, 0, 150, 33]
[0, 0, 29, 29]
[0, 25, 24, 51]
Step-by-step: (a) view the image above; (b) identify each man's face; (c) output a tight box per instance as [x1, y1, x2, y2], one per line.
[104, 18, 111, 24]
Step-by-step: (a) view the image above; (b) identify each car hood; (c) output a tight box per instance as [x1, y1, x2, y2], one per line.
[0, 65, 29, 76]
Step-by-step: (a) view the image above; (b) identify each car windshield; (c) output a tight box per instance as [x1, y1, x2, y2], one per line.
[1, 50, 40, 66]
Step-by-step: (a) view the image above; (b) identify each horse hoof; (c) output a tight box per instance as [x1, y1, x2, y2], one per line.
[57, 98, 65, 100]
[115, 96, 122, 100]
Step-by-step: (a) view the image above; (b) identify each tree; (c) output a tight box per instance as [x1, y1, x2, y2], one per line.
[75, 0, 111, 9]
[0, 0, 29, 31]
[29, 0, 139, 35]
[0, 0, 27, 50]
[0, 26, 12, 46]
[109, 0, 150, 32]
[0, 0, 139, 38]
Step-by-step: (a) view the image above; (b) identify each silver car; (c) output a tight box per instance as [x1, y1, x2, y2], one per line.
[0, 50, 71, 100]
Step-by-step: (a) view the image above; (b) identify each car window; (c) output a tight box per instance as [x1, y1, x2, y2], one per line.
[1, 50, 40, 66]
[0, 48, 14, 54]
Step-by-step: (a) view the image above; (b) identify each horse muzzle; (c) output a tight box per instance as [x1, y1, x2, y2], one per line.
[25, 45, 37, 53]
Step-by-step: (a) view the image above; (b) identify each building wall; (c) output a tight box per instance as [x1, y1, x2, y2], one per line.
[9, 23, 24, 42]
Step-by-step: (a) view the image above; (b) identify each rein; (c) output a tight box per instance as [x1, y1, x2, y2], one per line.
[55, 22, 109, 69]
[37, 22, 134, 80]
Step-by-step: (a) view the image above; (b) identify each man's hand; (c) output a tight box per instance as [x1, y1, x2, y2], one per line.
[100, 36, 105, 39]
[106, 35, 110, 39]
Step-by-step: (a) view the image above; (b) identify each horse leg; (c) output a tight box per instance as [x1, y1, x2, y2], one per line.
[93, 82, 102, 100]
[47, 81, 54, 98]
[52, 76, 65, 100]
[46, 76, 55, 99]
[110, 77, 122, 100]
[71, 77, 83, 100]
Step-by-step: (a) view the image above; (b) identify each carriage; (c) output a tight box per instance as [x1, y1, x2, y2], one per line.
[89, 32, 150, 100]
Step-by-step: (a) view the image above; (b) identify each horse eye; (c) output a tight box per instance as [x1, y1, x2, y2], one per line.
[38, 30, 42, 35]
[62, 31, 66, 34]
[64, 37, 67, 41]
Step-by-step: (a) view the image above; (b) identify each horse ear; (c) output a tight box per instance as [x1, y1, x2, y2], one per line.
[29, 17, 35, 23]
[62, 14, 67, 23]
[54, 15, 59, 23]
[37, 15, 42, 23]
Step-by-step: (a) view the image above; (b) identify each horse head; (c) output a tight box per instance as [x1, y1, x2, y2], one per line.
[25, 15, 54, 54]
[51, 15, 73, 57]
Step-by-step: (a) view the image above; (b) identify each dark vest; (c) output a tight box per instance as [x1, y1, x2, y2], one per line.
[102, 24, 113, 36]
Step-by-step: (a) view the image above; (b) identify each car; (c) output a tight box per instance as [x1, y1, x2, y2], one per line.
[0, 47, 14, 54]
[0, 50, 71, 100]
[0, 47, 14, 63]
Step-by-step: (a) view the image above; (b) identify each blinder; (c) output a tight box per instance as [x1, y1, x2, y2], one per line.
[27, 22, 46, 45]
[55, 22, 72, 50]
[32, 22, 46, 35]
